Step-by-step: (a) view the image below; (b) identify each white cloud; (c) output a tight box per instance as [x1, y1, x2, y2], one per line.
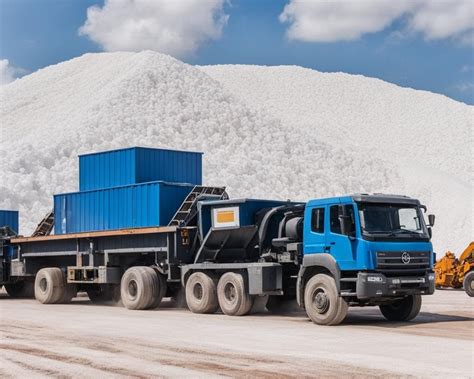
[0, 59, 19, 86]
[454, 82, 474, 92]
[279, 0, 474, 44]
[408, 1, 474, 42]
[79, 0, 229, 58]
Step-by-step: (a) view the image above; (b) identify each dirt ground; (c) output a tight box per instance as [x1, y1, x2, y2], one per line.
[0, 289, 472, 378]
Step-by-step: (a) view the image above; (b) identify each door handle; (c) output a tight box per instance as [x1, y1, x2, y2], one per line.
[330, 242, 336, 245]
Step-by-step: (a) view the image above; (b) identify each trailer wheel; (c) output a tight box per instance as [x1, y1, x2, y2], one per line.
[87, 285, 119, 304]
[61, 284, 77, 303]
[4, 280, 35, 298]
[379, 294, 422, 321]
[149, 272, 167, 309]
[121, 267, 163, 310]
[304, 274, 348, 326]
[34, 268, 66, 304]
[217, 272, 253, 316]
[463, 271, 474, 297]
[185, 272, 219, 314]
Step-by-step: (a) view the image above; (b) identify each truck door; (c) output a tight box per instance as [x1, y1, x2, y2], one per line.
[326, 203, 357, 269]
[303, 206, 326, 254]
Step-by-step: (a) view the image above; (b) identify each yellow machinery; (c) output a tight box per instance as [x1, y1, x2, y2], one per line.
[434, 242, 474, 297]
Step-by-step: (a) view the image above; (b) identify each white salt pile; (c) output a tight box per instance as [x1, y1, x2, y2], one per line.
[0, 51, 472, 254]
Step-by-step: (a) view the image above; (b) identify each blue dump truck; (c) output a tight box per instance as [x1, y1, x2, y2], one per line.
[0, 147, 436, 325]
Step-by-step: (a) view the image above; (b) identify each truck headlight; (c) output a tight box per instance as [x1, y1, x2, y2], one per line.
[428, 274, 435, 281]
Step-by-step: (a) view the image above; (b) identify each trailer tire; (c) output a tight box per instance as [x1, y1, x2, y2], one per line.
[379, 294, 422, 321]
[217, 272, 253, 316]
[304, 274, 348, 326]
[87, 285, 118, 304]
[463, 271, 474, 297]
[149, 272, 167, 309]
[61, 284, 77, 303]
[34, 268, 66, 304]
[4, 280, 35, 298]
[121, 267, 162, 310]
[185, 272, 219, 314]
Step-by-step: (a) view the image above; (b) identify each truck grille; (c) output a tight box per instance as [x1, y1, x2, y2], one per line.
[375, 251, 430, 275]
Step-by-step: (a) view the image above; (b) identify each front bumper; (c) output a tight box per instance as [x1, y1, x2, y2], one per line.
[356, 271, 435, 299]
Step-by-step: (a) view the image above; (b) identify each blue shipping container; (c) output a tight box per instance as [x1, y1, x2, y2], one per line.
[0, 210, 19, 233]
[79, 147, 203, 191]
[54, 181, 194, 234]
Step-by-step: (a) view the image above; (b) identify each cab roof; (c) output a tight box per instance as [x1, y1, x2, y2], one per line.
[307, 193, 421, 207]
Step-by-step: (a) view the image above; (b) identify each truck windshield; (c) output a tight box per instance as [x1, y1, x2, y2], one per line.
[357, 203, 428, 239]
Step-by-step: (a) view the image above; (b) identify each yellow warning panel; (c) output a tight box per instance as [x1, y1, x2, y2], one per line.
[217, 210, 235, 223]
[212, 206, 240, 228]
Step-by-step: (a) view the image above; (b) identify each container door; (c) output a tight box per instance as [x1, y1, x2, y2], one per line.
[60, 197, 66, 234]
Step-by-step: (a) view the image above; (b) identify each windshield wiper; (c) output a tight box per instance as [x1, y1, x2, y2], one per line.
[388, 229, 422, 236]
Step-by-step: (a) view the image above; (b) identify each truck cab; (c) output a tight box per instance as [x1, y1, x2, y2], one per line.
[298, 194, 435, 324]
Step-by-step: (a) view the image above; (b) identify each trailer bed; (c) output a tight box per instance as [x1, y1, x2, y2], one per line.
[11, 226, 178, 243]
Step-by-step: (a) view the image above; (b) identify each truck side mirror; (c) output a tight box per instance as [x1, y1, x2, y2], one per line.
[338, 205, 352, 237]
[339, 216, 351, 236]
[428, 214, 435, 227]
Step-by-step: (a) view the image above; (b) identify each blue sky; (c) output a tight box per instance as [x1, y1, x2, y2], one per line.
[1, 0, 473, 104]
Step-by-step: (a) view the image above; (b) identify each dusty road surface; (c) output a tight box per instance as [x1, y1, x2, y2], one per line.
[1, 289, 472, 378]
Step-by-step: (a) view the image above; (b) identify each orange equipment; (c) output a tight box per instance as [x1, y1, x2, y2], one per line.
[434, 242, 474, 297]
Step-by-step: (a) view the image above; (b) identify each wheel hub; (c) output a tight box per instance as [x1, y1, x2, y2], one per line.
[193, 283, 203, 300]
[39, 278, 48, 293]
[314, 289, 329, 313]
[224, 283, 236, 302]
[128, 280, 138, 299]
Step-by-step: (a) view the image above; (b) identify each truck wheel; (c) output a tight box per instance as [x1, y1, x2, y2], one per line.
[34, 268, 66, 304]
[379, 294, 422, 321]
[250, 295, 268, 314]
[185, 272, 219, 314]
[217, 272, 253, 316]
[304, 274, 348, 326]
[4, 280, 34, 298]
[121, 267, 163, 310]
[266, 296, 287, 313]
[463, 271, 474, 297]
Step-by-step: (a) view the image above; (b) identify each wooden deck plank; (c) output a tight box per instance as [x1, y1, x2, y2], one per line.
[11, 226, 177, 243]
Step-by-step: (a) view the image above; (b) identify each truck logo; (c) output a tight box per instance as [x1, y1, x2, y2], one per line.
[401, 252, 411, 264]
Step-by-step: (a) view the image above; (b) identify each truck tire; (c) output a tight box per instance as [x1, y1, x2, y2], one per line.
[121, 267, 163, 310]
[34, 268, 67, 304]
[463, 271, 474, 297]
[4, 280, 34, 298]
[304, 274, 348, 326]
[217, 272, 253, 316]
[379, 294, 422, 321]
[185, 272, 219, 314]
[250, 295, 268, 314]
